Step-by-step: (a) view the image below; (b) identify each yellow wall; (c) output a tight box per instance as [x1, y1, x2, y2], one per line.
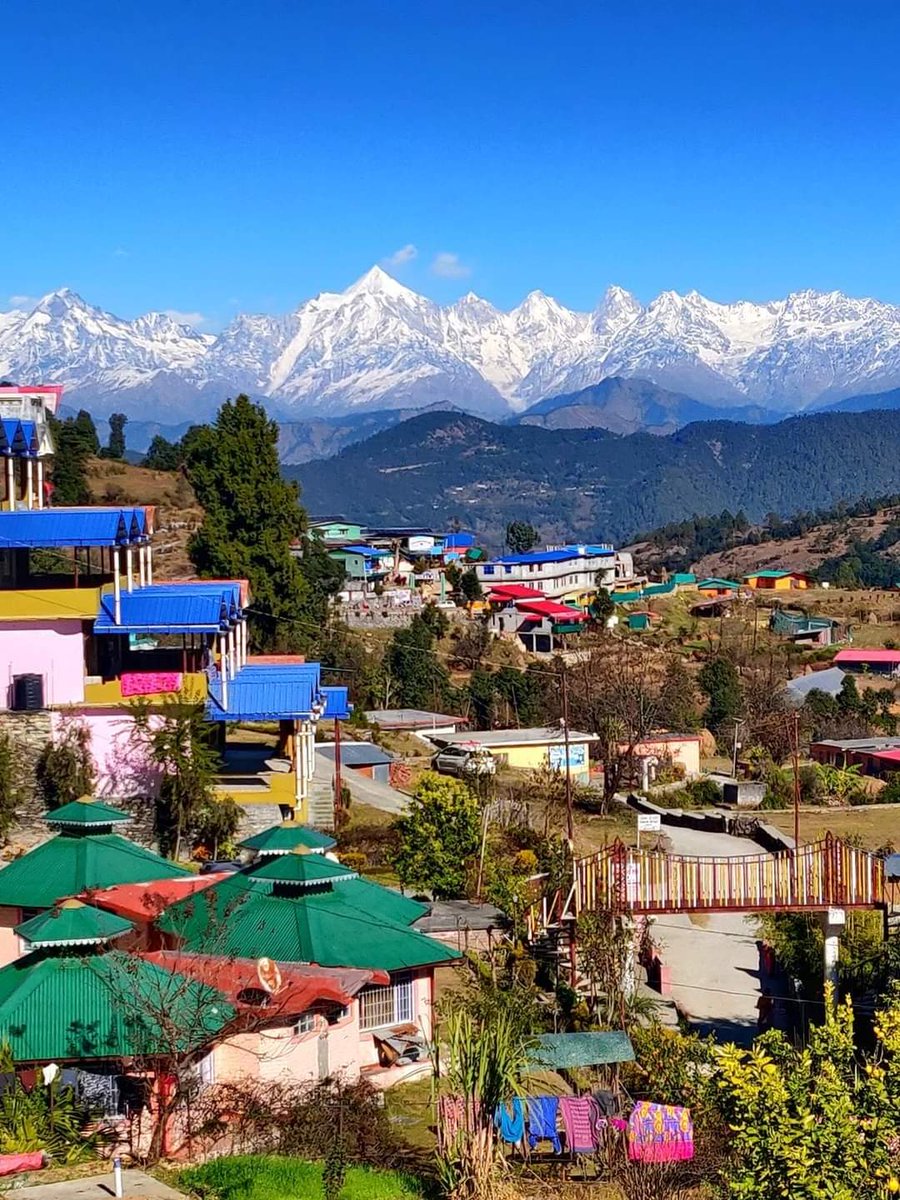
[0, 586, 102, 621]
[747, 575, 808, 591]
[82, 671, 208, 705]
[496, 741, 592, 782]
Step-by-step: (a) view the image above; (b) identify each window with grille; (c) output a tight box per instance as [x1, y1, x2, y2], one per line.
[359, 974, 413, 1031]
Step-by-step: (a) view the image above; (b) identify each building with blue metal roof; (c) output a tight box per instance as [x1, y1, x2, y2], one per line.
[475, 542, 635, 602]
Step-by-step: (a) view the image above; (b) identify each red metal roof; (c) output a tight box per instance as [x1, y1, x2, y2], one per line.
[487, 584, 547, 600]
[516, 599, 590, 621]
[141, 951, 386, 1013]
[83, 874, 229, 921]
[865, 748, 900, 763]
[834, 649, 900, 665]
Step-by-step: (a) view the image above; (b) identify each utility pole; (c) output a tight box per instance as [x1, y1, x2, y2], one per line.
[790, 711, 802, 902]
[560, 664, 575, 846]
[333, 716, 343, 827]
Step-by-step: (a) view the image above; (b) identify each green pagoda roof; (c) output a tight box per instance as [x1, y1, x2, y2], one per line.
[246, 852, 360, 886]
[0, 950, 232, 1062]
[16, 900, 134, 948]
[44, 799, 131, 829]
[238, 822, 336, 855]
[158, 872, 456, 973]
[0, 834, 191, 910]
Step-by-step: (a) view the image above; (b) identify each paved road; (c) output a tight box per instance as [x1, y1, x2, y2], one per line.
[650, 825, 765, 1045]
[313, 748, 410, 815]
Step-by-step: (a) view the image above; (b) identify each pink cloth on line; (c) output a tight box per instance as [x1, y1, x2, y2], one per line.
[120, 672, 183, 697]
[560, 1096, 599, 1154]
[627, 1101, 694, 1163]
[0, 1152, 44, 1176]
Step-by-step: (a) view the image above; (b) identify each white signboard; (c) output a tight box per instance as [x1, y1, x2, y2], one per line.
[548, 743, 587, 771]
[407, 535, 435, 553]
[637, 814, 662, 833]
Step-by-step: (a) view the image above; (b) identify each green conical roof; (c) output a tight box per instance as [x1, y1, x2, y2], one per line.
[16, 900, 133, 947]
[0, 950, 232, 1062]
[44, 798, 131, 830]
[238, 821, 336, 855]
[246, 851, 358, 886]
[0, 834, 191, 909]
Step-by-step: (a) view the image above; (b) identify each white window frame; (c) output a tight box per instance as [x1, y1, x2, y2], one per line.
[294, 1012, 317, 1036]
[359, 973, 414, 1031]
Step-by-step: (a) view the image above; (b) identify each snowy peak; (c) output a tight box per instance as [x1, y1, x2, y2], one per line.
[7, 273, 900, 421]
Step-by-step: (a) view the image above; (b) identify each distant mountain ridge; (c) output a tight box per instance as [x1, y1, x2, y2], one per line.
[10, 269, 900, 422]
[289, 407, 900, 547]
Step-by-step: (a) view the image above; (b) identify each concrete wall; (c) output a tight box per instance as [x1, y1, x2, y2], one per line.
[0, 621, 86, 709]
[214, 1009, 362, 1086]
[51, 708, 161, 800]
[496, 741, 592, 783]
[632, 737, 701, 779]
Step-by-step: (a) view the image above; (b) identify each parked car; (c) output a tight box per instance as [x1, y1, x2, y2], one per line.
[432, 744, 496, 778]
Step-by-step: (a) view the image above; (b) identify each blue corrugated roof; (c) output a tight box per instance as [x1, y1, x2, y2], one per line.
[491, 544, 616, 566]
[94, 583, 240, 634]
[0, 420, 38, 456]
[322, 685, 351, 720]
[206, 662, 326, 721]
[0, 507, 148, 549]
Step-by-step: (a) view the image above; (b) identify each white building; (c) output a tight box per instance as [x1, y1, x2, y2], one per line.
[475, 544, 634, 601]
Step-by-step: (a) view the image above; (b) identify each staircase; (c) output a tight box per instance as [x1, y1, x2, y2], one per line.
[235, 802, 284, 841]
[307, 776, 336, 831]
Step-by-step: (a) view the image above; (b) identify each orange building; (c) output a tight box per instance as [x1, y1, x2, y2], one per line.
[743, 569, 811, 590]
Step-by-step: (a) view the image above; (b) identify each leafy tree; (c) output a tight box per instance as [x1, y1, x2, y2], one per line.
[48, 413, 95, 505]
[35, 722, 95, 809]
[458, 569, 482, 602]
[184, 396, 334, 652]
[698, 656, 742, 731]
[505, 521, 539, 553]
[715, 987, 900, 1199]
[392, 772, 482, 898]
[102, 412, 127, 460]
[591, 584, 615, 621]
[133, 700, 238, 860]
[144, 434, 182, 471]
[657, 657, 701, 731]
[419, 601, 450, 639]
[467, 668, 496, 729]
[494, 665, 551, 727]
[385, 613, 450, 708]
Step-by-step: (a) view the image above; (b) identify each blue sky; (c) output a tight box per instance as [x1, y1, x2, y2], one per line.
[4, 0, 900, 328]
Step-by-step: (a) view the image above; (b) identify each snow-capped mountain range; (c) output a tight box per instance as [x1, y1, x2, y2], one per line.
[5, 266, 900, 422]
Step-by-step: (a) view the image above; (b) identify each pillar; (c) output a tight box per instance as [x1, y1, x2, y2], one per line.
[219, 633, 229, 709]
[146, 542, 153, 584]
[823, 907, 845, 993]
[36, 459, 44, 509]
[138, 545, 146, 587]
[112, 548, 122, 624]
[25, 459, 33, 510]
[125, 546, 134, 593]
[5, 457, 13, 511]
[228, 626, 237, 678]
[294, 726, 304, 803]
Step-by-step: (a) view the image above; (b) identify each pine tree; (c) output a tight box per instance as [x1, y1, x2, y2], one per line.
[48, 414, 93, 505]
[103, 413, 127, 460]
[143, 435, 182, 471]
[184, 395, 329, 652]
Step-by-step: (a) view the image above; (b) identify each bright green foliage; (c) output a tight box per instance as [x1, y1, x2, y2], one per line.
[386, 613, 451, 709]
[505, 521, 540, 553]
[35, 722, 95, 809]
[179, 1155, 424, 1200]
[592, 585, 615, 620]
[392, 772, 482, 898]
[698, 656, 742, 730]
[757, 910, 889, 1004]
[184, 396, 328, 652]
[459, 568, 482, 601]
[715, 987, 900, 1199]
[0, 1048, 104, 1162]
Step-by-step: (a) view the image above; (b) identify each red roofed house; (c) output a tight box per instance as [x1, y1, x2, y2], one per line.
[833, 649, 900, 676]
[486, 585, 590, 653]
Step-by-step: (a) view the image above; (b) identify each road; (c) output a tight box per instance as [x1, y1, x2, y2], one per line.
[313, 748, 410, 815]
[649, 824, 766, 1044]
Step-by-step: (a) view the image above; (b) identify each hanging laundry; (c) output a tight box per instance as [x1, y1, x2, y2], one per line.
[610, 1117, 628, 1132]
[559, 1095, 599, 1154]
[627, 1101, 694, 1163]
[75, 1069, 120, 1117]
[494, 1097, 525, 1145]
[527, 1096, 561, 1153]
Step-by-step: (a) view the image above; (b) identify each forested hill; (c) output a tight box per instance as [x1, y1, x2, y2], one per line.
[289, 408, 900, 547]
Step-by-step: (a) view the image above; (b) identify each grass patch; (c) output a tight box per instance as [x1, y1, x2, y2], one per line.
[179, 1154, 425, 1200]
[767, 805, 900, 851]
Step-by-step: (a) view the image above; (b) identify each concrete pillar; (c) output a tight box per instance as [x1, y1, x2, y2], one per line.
[823, 907, 845, 994]
[621, 917, 638, 998]
[125, 546, 134, 593]
[6, 458, 14, 511]
[228, 626, 237, 678]
[113, 548, 121, 625]
[36, 460, 44, 508]
[219, 633, 229, 709]
[146, 542, 154, 584]
[294, 727, 304, 802]
[25, 459, 33, 510]
[138, 545, 146, 588]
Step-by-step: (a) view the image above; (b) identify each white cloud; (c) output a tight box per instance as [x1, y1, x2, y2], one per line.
[5, 294, 38, 310]
[381, 243, 418, 269]
[430, 252, 471, 280]
[164, 309, 208, 328]
[113, 247, 129, 258]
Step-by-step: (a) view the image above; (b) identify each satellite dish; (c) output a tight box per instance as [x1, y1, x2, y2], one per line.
[257, 956, 283, 995]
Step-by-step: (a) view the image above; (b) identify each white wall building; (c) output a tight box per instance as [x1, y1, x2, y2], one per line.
[476, 544, 634, 600]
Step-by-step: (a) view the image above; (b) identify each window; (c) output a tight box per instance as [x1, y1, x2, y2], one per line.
[294, 1012, 317, 1035]
[482, 565, 495, 575]
[359, 974, 414, 1031]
